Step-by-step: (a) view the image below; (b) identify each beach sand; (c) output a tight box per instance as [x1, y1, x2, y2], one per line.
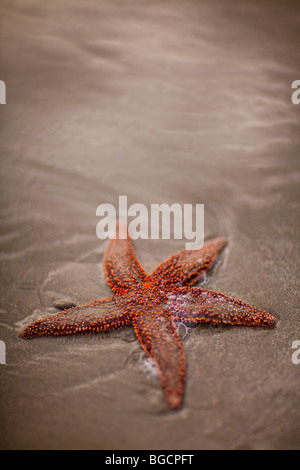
[0, 0, 299, 449]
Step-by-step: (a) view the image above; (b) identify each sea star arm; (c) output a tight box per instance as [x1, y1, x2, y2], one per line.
[152, 237, 227, 287]
[132, 307, 186, 409]
[20, 297, 132, 338]
[103, 221, 148, 294]
[168, 287, 276, 327]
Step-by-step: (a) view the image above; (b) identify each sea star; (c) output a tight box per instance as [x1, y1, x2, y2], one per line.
[20, 222, 276, 409]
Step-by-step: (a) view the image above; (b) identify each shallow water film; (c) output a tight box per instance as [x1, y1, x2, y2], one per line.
[0, 0, 299, 450]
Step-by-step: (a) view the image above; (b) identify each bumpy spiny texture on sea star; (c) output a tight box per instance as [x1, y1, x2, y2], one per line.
[21, 222, 276, 409]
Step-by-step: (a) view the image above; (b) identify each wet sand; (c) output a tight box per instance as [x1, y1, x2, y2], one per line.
[0, 0, 299, 449]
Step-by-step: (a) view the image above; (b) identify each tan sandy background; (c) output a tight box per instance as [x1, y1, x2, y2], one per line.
[0, 0, 299, 449]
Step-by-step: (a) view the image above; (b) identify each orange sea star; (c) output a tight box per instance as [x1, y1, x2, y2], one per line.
[21, 222, 276, 409]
